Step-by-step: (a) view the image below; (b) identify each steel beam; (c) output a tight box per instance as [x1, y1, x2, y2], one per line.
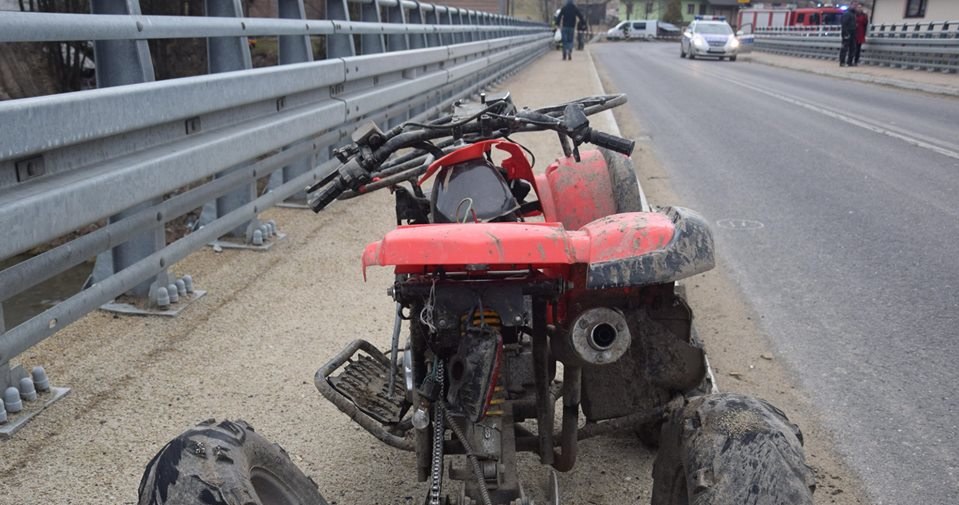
[326, 0, 357, 58]
[90, 0, 164, 298]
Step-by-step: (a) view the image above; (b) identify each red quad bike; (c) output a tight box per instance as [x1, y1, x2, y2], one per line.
[139, 94, 816, 505]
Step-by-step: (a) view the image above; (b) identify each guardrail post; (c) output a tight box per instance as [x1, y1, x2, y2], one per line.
[205, 0, 257, 240]
[437, 7, 451, 46]
[275, 0, 316, 204]
[359, 0, 386, 54]
[466, 11, 476, 42]
[385, 1, 410, 52]
[89, 0, 167, 299]
[326, 0, 357, 57]
[408, 1, 428, 49]
[424, 5, 440, 47]
[452, 9, 464, 44]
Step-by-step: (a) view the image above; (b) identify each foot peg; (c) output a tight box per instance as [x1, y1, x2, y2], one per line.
[315, 340, 413, 450]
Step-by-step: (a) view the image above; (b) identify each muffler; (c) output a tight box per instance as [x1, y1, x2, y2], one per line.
[562, 307, 631, 366]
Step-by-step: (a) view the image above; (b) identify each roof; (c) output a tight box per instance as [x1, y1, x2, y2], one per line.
[707, 0, 743, 6]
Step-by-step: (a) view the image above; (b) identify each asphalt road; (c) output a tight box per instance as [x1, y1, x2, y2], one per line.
[593, 42, 959, 505]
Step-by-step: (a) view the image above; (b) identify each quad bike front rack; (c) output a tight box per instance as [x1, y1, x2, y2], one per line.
[314, 339, 414, 451]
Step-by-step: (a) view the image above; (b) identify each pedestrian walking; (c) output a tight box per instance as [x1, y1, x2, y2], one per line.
[839, 1, 858, 67]
[854, 4, 869, 66]
[555, 0, 585, 61]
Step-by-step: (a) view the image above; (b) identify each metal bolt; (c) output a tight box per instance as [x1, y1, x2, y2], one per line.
[182, 275, 194, 294]
[0, 400, 6, 423]
[514, 315, 523, 323]
[252, 229, 264, 246]
[4, 387, 22, 413]
[31, 366, 50, 392]
[175, 279, 187, 297]
[167, 284, 180, 303]
[156, 287, 171, 308]
[268, 220, 278, 234]
[19, 377, 37, 402]
[259, 225, 269, 240]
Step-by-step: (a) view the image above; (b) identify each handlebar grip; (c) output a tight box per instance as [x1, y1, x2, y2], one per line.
[309, 178, 346, 212]
[586, 129, 635, 157]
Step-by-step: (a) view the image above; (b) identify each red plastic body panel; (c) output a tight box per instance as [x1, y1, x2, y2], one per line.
[535, 150, 616, 230]
[362, 213, 675, 277]
[420, 139, 538, 189]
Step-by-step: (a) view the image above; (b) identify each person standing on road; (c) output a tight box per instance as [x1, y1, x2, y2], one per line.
[839, 2, 858, 67]
[555, 0, 585, 61]
[853, 4, 869, 66]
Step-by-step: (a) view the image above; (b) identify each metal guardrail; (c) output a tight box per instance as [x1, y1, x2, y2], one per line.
[753, 21, 959, 72]
[0, 1, 549, 402]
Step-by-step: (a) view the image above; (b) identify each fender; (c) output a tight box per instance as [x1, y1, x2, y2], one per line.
[362, 208, 713, 288]
[534, 149, 617, 230]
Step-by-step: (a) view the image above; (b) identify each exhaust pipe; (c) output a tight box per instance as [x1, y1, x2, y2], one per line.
[565, 307, 631, 366]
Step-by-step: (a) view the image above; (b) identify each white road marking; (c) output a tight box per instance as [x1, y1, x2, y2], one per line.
[714, 74, 959, 162]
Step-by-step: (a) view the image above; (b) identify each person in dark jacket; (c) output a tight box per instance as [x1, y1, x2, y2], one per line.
[839, 2, 858, 67]
[853, 4, 869, 66]
[555, 0, 585, 61]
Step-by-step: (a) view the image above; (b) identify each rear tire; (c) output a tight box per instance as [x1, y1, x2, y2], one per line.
[680, 46, 686, 58]
[139, 419, 328, 505]
[652, 394, 815, 505]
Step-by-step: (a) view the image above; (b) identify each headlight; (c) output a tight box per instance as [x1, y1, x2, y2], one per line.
[693, 34, 707, 48]
[728, 37, 740, 49]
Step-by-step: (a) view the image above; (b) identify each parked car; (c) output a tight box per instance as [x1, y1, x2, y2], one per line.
[680, 16, 740, 61]
[607, 19, 678, 40]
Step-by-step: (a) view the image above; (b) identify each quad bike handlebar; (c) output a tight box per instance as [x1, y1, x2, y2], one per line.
[308, 94, 634, 212]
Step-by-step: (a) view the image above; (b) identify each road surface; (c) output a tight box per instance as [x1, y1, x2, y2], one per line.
[593, 41, 959, 505]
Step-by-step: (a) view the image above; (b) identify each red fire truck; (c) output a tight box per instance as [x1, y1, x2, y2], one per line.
[737, 6, 845, 33]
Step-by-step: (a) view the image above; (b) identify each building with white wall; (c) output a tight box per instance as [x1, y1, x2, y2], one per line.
[869, 0, 959, 24]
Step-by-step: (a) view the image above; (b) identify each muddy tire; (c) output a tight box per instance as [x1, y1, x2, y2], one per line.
[138, 419, 327, 505]
[601, 148, 644, 213]
[652, 393, 815, 505]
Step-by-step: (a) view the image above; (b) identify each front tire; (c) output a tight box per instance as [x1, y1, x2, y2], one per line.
[652, 393, 815, 505]
[688, 51, 696, 60]
[139, 419, 328, 505]
[730, 55, 738, 62]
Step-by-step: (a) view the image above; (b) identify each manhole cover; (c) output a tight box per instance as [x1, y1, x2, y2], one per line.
[716, 219, 764, 230]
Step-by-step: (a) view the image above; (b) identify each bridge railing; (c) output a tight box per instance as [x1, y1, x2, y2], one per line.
[752, 21, 959, 72]
[0, 1, 549, 407]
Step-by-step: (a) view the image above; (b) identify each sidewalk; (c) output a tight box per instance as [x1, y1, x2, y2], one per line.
[741, 50, 959, 97]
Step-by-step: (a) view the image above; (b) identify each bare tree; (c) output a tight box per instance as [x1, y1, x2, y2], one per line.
[19, 0, 92, 92]
[662, 0, 683, 25]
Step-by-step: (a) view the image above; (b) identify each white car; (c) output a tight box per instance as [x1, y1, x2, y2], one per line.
[607, 20, 659, 41]
[680, 17, 740, 61]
